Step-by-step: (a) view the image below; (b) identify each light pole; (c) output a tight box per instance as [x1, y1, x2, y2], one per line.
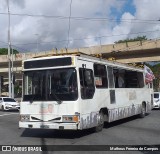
[7, 0, 12, 98]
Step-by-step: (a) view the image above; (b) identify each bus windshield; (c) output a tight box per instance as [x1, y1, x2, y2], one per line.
[23, 68, 78, 101]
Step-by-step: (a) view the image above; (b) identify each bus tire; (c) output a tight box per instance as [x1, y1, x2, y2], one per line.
[139, 103, 146, 118]
[1, 106, 5, 111]
[94, 111, 104, 132]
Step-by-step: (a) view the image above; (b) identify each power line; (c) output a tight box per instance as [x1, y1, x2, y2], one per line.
[0, 40, 29, 52]
[1, 36, 160, 54]
[0, 30, 159, 52]
[12, 29, 160, 46]
[0, 12, 160, 24]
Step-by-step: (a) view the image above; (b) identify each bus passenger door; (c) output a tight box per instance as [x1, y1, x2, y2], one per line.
[79, 67, 96, 129]
[79, 68, 95, 100]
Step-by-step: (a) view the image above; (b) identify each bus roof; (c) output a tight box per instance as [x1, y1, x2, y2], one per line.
[23, 52, 144, 72]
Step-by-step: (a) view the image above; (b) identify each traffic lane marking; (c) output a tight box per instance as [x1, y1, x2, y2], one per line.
[0, 113, 19, 117]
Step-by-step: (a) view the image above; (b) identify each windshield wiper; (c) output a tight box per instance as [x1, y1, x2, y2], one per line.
[51, 90, 62, 104]
[30, 94, 36, 103]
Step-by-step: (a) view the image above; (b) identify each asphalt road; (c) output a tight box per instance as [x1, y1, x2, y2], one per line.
[0, 109, 160, 154]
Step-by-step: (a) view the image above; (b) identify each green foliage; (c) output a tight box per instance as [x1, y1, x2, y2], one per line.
[151, 63, 160, 77]
[0, 48, 19, 55]
[14, 84, 22, 97]
[115, 36, 148, 44]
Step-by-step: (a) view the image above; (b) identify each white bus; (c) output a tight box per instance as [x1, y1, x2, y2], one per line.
[19, 53, 152, 132]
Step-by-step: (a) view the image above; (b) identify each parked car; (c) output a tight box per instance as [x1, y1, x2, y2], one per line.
[153, 92, 160, 109]
[0, 97, 20, 111]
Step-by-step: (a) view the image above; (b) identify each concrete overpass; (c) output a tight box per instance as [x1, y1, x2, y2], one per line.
[1, 39, 160, 80]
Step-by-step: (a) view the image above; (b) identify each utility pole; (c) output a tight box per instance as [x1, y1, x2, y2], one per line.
[7, 0, 12, 98]
[11, 47, 14, 98]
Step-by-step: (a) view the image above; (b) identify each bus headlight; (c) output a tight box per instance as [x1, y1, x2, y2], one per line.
[62, 115, 79, 123]
[20, 115, 30, 122]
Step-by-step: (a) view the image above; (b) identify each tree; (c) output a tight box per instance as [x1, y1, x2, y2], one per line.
[115, 36, 148, 44]
[0, 48, 19, 55]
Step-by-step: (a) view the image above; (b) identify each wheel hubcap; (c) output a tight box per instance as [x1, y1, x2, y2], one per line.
[142, 106, 145, 115]
[98, 113, 103, 125]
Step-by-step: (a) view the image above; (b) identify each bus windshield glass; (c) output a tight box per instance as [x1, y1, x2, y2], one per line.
[23, 68, 78, 101]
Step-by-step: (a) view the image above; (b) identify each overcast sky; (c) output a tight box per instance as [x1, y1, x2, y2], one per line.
[0, 0, 160, 53]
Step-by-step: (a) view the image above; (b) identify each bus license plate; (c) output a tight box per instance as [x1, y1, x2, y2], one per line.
[40, 125, 49, 129]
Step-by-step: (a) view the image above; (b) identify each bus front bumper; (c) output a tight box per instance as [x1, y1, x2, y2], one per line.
[19, 121, 78, 130]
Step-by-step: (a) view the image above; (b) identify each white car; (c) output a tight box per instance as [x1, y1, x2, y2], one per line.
[0, 97, 20, 111]
[153, 92, 160, 109]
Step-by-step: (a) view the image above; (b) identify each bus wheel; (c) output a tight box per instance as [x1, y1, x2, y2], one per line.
[94, 111, 104, 132]
[1, 106, 5, 111]
[139, 103, 146, 118]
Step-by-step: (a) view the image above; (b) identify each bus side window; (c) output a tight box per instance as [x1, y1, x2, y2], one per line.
[94, 64, 108, 88]
[125, 71, 144, 88]
[79, 68, 95, 99]
[137, 72, 144, 88]
[113, 69, 125, 88]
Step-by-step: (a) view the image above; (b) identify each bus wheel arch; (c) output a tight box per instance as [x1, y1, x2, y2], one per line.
[139, 101, 146, 118]
[100, 108, 109, 122]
